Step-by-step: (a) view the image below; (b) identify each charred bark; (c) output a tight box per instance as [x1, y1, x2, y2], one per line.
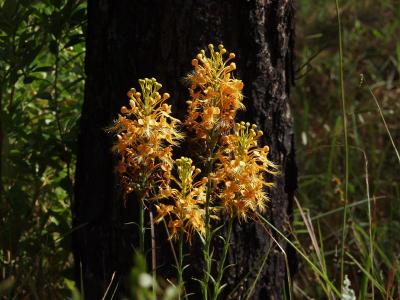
[73, 1, 296, 299]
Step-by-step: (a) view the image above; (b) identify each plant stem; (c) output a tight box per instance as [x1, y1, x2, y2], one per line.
[212, 218, 233, 300]
[177, 228, 184, 300]
[363, 149, 374, 299]
[202, 137, 217, 300]
[163, 219, 179, 267]
[139, 199, 145, 255]
[364, 77, 400, 165]
[335, 0, 349, 290]
[149, 210, 157, 300]
[202, 180, 212, 300]
[162, 220, 188, 299]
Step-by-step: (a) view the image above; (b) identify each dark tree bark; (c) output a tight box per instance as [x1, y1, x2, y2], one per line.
[73, 1, 296, 299]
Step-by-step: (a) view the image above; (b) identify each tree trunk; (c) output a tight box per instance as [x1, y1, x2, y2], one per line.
[73, 1, 296, 299]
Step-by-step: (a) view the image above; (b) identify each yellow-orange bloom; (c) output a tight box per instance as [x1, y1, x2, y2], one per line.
[111, 78, 183, 199]
[185, 44, 244, 140]
[154, 157, 209, 240]
[212, 122, 278, 220]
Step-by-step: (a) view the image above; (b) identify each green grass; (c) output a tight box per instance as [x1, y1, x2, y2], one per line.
[292, 0, 400, 298]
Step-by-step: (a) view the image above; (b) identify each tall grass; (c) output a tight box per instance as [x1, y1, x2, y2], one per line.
[335, 0, 350, 290]
[291, 0, 400, 298]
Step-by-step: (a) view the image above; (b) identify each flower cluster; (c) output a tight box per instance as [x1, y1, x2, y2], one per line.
[155, 157, 208, 239]
[213, 122, 277, 220]
[111, 78, 183, 199]
[185, 44, 244, 139]
[112, 45, 277, 240]
[111, 45, 279, 300]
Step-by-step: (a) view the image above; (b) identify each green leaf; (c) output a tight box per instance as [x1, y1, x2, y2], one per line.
[33, 66, 54, 73]
[64, 278, 81, 300]
[64, 33, 84, 48]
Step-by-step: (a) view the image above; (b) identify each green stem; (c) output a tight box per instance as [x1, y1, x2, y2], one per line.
[202, 138, 217, 300]
[212, 218, 233, 300]
[335, 0, 349, 290]
[163, 220, 188, 299]
[149, 210, 157, 300]
[139, 199, 145, 255]
[202, 176, 212, 300]
[177, 228, 184, 300]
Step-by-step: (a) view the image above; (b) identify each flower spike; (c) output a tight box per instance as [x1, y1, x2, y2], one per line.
[111, 78, 183, 199]
[185, 44, 244, 139]
[213, 122, 278, 220]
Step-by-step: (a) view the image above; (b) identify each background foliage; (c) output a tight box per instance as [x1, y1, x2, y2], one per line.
[0, 0, 85, 298]
[294, 0, 400, 298]
[0, 0, 399, 299]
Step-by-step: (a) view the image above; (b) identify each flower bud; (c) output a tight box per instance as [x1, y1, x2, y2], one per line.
[121, 106, 128, 114]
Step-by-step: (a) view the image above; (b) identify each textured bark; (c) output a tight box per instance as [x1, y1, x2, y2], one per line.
[73, 1, 296, 299]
